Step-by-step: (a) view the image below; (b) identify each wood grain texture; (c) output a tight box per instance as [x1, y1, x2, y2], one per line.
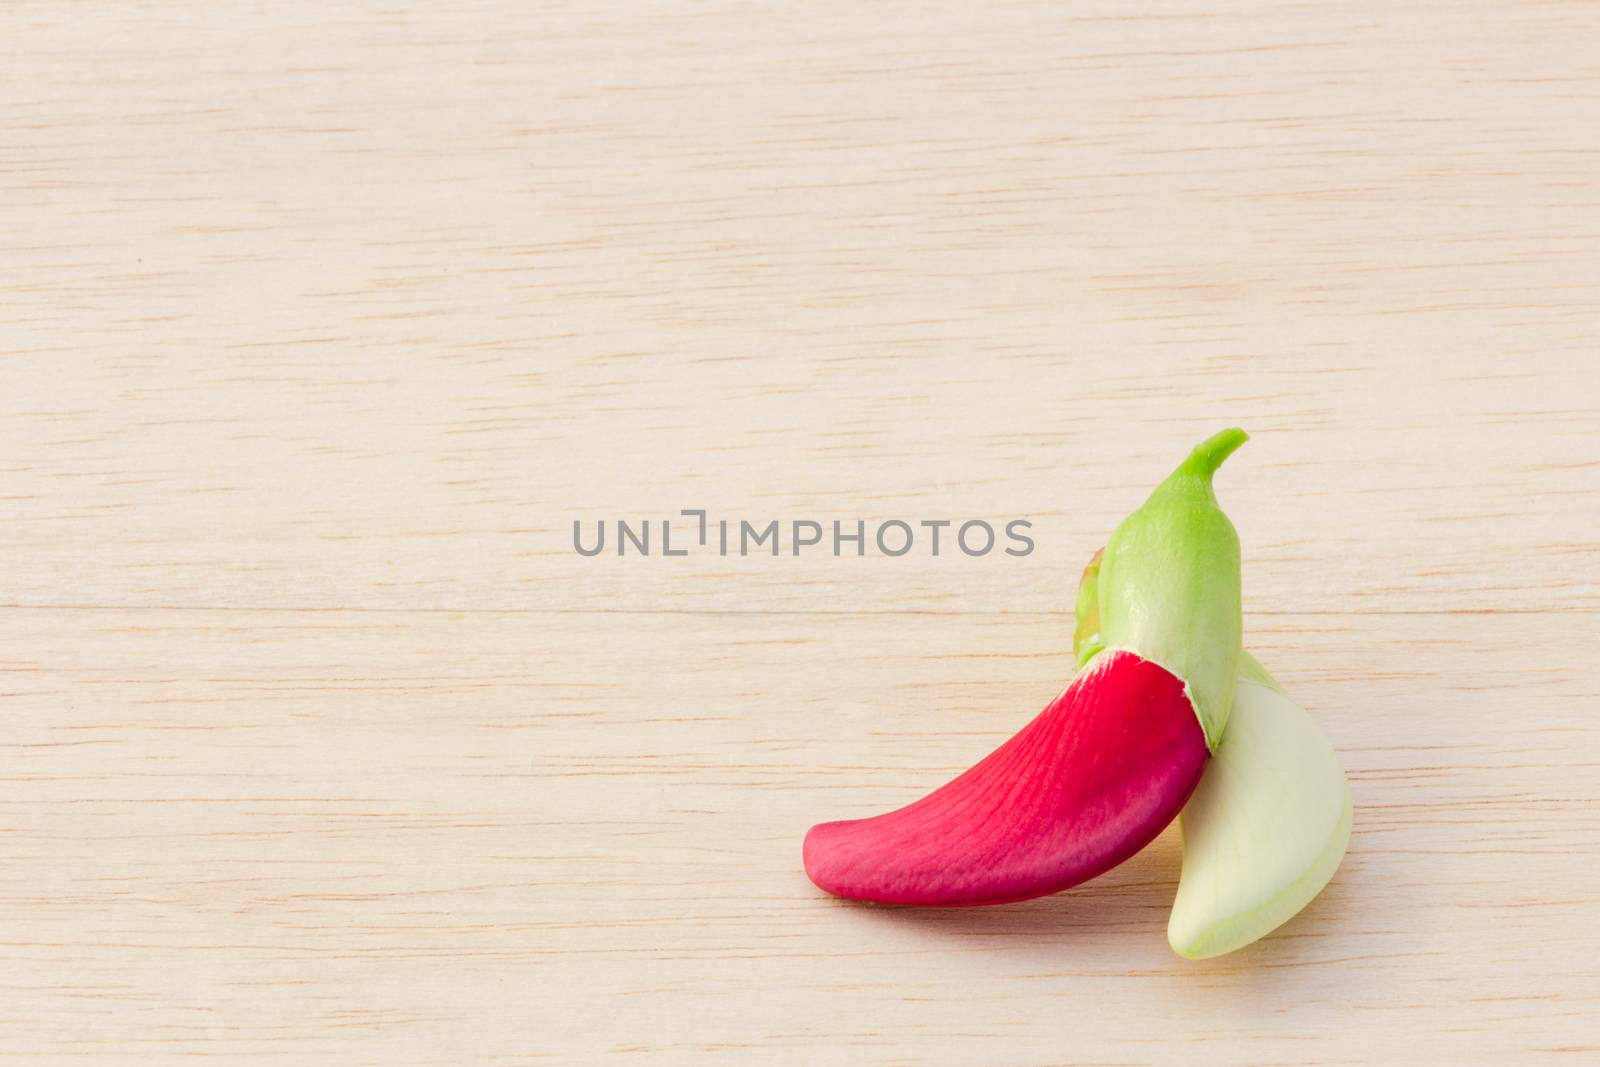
[3, 2, 1599, 1063]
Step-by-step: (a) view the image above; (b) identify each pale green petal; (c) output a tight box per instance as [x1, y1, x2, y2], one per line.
[1167, 674, 1352, 959]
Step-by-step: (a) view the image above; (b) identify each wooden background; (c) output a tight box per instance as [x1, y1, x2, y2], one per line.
[4, 3, 1598, 1063]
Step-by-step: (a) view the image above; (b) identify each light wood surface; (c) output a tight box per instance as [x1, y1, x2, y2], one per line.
[4, 3, 1599, 1063]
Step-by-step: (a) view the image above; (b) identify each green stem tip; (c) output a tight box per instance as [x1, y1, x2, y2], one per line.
[1179, 427, 1249, 482]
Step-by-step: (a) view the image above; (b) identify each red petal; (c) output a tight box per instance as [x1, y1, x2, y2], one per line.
[803, 651, 1207, 906]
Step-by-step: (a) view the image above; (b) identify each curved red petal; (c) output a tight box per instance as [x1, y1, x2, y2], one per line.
[803, 651, 1207, 906]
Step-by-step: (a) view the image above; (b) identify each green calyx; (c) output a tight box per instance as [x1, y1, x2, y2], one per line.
[1072, 548, 1106, 668]
[1090, 429, 1246, 749]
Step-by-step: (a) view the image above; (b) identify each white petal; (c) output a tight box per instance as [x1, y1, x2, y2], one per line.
[1168, 674, 1351, 959]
